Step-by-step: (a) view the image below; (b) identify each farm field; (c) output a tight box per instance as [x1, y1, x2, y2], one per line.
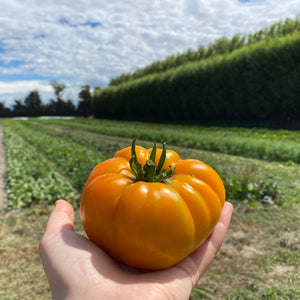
[34, 118, 300, 164]
[0, 118, 299, 299]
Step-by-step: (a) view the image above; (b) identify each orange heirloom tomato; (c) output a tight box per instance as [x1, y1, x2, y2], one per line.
[80, 139, 225, 270]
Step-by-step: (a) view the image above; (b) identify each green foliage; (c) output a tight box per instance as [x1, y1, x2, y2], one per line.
[7, 121, 105, 192]
[77, 85, 93, 116]
[23, 90, 42, 115]
[50, 80, 67, 99]
[1, 119, 299, 299]
[95, 30, 300, 125]
[0, 102, 12, 117]
[225, 177, 285, 206]
[24, 120, 122, 159]
[3, 126, 78, 208]
[34, 118, 300, 164]
[224, 165, 285, 206]
[26, 118, 289, 206]
[3, 119, 294, 209]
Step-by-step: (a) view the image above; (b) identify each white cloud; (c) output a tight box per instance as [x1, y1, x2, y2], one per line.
[0, 81, 52, 94]
[0, 81, 81, 108]
[0, 81, 53, 107]
[0, 0, 299, 106]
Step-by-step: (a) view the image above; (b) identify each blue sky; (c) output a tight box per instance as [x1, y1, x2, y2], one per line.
[0, 0, 299, 107]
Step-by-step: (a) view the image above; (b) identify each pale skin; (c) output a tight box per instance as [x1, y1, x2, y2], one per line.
[39, 200, 233, 300]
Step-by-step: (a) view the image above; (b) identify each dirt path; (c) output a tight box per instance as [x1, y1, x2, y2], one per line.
[0, 121, 8, 210]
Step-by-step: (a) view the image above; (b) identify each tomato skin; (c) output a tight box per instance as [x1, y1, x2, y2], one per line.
[147, 148, 180, 169]
[80, 144, 225, 270]
[115, 145, 149, 165]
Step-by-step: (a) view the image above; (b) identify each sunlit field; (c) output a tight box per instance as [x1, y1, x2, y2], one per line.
[0, 118, 299, 299]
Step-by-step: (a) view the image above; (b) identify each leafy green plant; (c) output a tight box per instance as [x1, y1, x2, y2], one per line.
[5, 121, 105, 192]
[3, 127, 78, 208]
[224, 165, 285, 206]
[225, 178, 285, 205]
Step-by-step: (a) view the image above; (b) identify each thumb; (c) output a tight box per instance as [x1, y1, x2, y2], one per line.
[44, 199, 75, 235]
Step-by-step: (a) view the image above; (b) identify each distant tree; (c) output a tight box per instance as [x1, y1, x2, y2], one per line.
[12, 99, 26, 116]
[44, 100, 59, 116]
[213, 37, 231, 54]
[197, 45, 207, 58]
[47, 98, 75, 116]
[93, 87, 102, 96]
[65, 100, 76, 115]
[206, 43, 215, 57]
[0, 102, 11, 117]
[229, 34, 245, 51]
[253, 30, 265, 42]
[282, 18, 295, 35]
[48, 81, 76, 116]
[267, 24, 277, 39]
[24, 90, 42, 116]
[185, 48, 198, 61]
[50, 81, 67, 101]
[77, 85, 93, 116]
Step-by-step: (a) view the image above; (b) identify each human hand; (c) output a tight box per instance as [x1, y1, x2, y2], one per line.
[39, 200, 233, 300]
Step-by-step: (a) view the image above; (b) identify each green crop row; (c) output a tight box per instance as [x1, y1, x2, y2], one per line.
[4, 120, 105, 193]
[23, 120, 123, 159]
[3, 125, 78, 208]
[22, 119, 287, 206]
[73, 118, 300, 143]
[32, 118, 300, 164]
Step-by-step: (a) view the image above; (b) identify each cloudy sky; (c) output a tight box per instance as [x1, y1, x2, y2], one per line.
[0, 0, 299, 107]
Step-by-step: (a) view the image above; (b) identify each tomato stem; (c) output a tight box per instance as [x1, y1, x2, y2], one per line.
[130, 139, 174, 183]
[156, 166, 174, 182]
[143, 160, 156, 182]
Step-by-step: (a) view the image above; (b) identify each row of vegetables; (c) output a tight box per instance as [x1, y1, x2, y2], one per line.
[32, 118, 300, 164]
[3, 120, 104, 208]
[3, 128, 78, 207]
[2, 119, 286, 209]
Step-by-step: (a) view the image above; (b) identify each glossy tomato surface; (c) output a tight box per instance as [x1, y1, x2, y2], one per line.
[80, 144, 225, 270]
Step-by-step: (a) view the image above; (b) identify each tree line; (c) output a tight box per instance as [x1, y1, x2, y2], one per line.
[109, 15, 300, 86]
[0, 81, 101, 118]
[94, 30, 300, 127]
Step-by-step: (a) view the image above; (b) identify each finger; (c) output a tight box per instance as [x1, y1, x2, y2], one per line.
[44, 199, 75, 236]
[205, 201, 233, 252]
[188, 201, 233, 277]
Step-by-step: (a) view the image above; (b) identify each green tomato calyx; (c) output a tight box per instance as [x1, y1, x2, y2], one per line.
[129, 138, 174, 183]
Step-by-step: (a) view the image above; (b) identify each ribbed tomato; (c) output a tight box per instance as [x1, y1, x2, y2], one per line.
[80, 140, 225, 270]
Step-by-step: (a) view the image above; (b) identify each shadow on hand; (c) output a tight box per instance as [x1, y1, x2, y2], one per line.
[60, 223, 208, 286]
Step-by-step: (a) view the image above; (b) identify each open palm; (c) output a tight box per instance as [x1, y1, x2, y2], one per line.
[39, 200, 233, 300]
